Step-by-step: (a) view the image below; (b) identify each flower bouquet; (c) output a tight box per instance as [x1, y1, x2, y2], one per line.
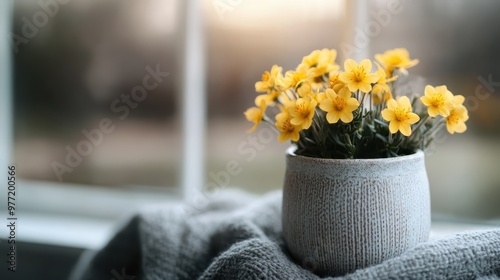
[245, 48, 469, 159]
[244, 48, 469, 275]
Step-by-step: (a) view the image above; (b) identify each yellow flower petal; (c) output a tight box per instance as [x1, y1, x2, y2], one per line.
[398, 96, 412, 108]
[453, 95, 465, 106]
[296, 81, 312, 97]
[340, 111, 354, 123]
[381, 109, 395, 120]
[278, 133, 289, 142]
[346, 98, 360, 110]
[427, 107, 439, 117]
[338, 87, 352, 99]
[435, 85, 447, 93]
[389, 120, 399, 134]
[346, 82, 359, 93]
[319, 99, 334, 112]
[408, 113, 420, 123]
[366, 73, 380, 84]
[386, 99, 398, 110]
[454, 122, 467, 133]
[326, 111, 340, 123]
[325, 88, 336, 100]
[358, 83, 372, 94]
[399, 123, 411, 136]
[290, 131, 300, 142]
[359, 59, 373, 72]
[344, 59, 358, 72]
[244, 106, 264, 132]
[420, 96, 431, 106]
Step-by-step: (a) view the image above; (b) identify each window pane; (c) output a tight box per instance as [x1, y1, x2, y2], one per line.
[369, 0, 500, 220]
[203, 0, 500, 221]
[14, 0, 182, 189]
[203, 0, 346, 193]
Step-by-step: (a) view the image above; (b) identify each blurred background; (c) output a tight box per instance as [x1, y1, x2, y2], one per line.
[3, 0, 500, 279]
[10, 0, 500, 219]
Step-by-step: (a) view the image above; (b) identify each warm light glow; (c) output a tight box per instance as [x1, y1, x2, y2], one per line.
[205, 0, 345, 29]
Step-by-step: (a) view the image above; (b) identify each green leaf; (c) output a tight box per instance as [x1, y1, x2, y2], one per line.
[374, 119, 389, 127]
[375, 133, 388, 143]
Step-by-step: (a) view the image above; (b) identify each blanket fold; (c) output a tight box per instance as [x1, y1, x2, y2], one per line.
[71, 190, 500, 280]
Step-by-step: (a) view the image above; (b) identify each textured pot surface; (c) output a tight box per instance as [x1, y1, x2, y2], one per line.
[282, 147, 430, 276]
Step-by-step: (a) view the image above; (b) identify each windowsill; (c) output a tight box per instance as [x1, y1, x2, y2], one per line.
[430, 219, 499, 240]
[1, 180, 183, 250]
[15, 179, 182, 218]
[12, 213, 116, 250]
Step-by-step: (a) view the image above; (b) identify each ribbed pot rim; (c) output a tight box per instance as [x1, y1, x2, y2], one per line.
[286, 146, 424, 164]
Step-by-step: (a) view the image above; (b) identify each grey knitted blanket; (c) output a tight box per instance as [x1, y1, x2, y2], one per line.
[71, 190, 500, 280]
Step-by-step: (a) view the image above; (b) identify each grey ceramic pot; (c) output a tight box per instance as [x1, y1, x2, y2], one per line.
[282, 146, 430, 276]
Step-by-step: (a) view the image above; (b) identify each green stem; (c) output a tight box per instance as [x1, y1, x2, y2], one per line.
[262, 117, 280, 133]
[405, 115, 430, 145]
[360, 92, 367, 106]
[345, 133, 354, 159]
[424, 120, 446, 139]
[369, 92, 373, 113]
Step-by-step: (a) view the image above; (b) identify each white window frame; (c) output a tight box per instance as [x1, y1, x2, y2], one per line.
[0, 0, 206, 249]
[1, 1, 12, 183]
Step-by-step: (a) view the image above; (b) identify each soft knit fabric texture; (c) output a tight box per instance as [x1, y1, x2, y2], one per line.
[70, 190, 500, 280]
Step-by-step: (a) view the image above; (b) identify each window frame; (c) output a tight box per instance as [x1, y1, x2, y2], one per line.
[0, 0, 202, 248]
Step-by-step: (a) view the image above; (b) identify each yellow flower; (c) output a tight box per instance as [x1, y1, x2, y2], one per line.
[451, 94, 465, 107]
[300, 49, 337, 69]
[381, 96, 420, 136]
[255, 90, 280, 107]
[446, 95, 468, 134]
[275, 111, 301, 142]
[375, 48, 419, 76]
[244, 100, 266, 132]
[372, 84, 393, 104]
[296, 81, 313, 98]
[255, 65, 282, 93]
[329, 73, 346, 92]
[420, 85, 454, 117]
[375, 62, 397, 83]
[299, 49, 339, 85]
[288, 95, 317, 129]
[280, 67, 308, 90]
[314, 92, 327, 103]
[300, 50, 322, 69]
[339, 59, 379, 93]
[319, 88, 360, 123]
[307, 63, 339, 85]
[372, 63, 397, 104]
